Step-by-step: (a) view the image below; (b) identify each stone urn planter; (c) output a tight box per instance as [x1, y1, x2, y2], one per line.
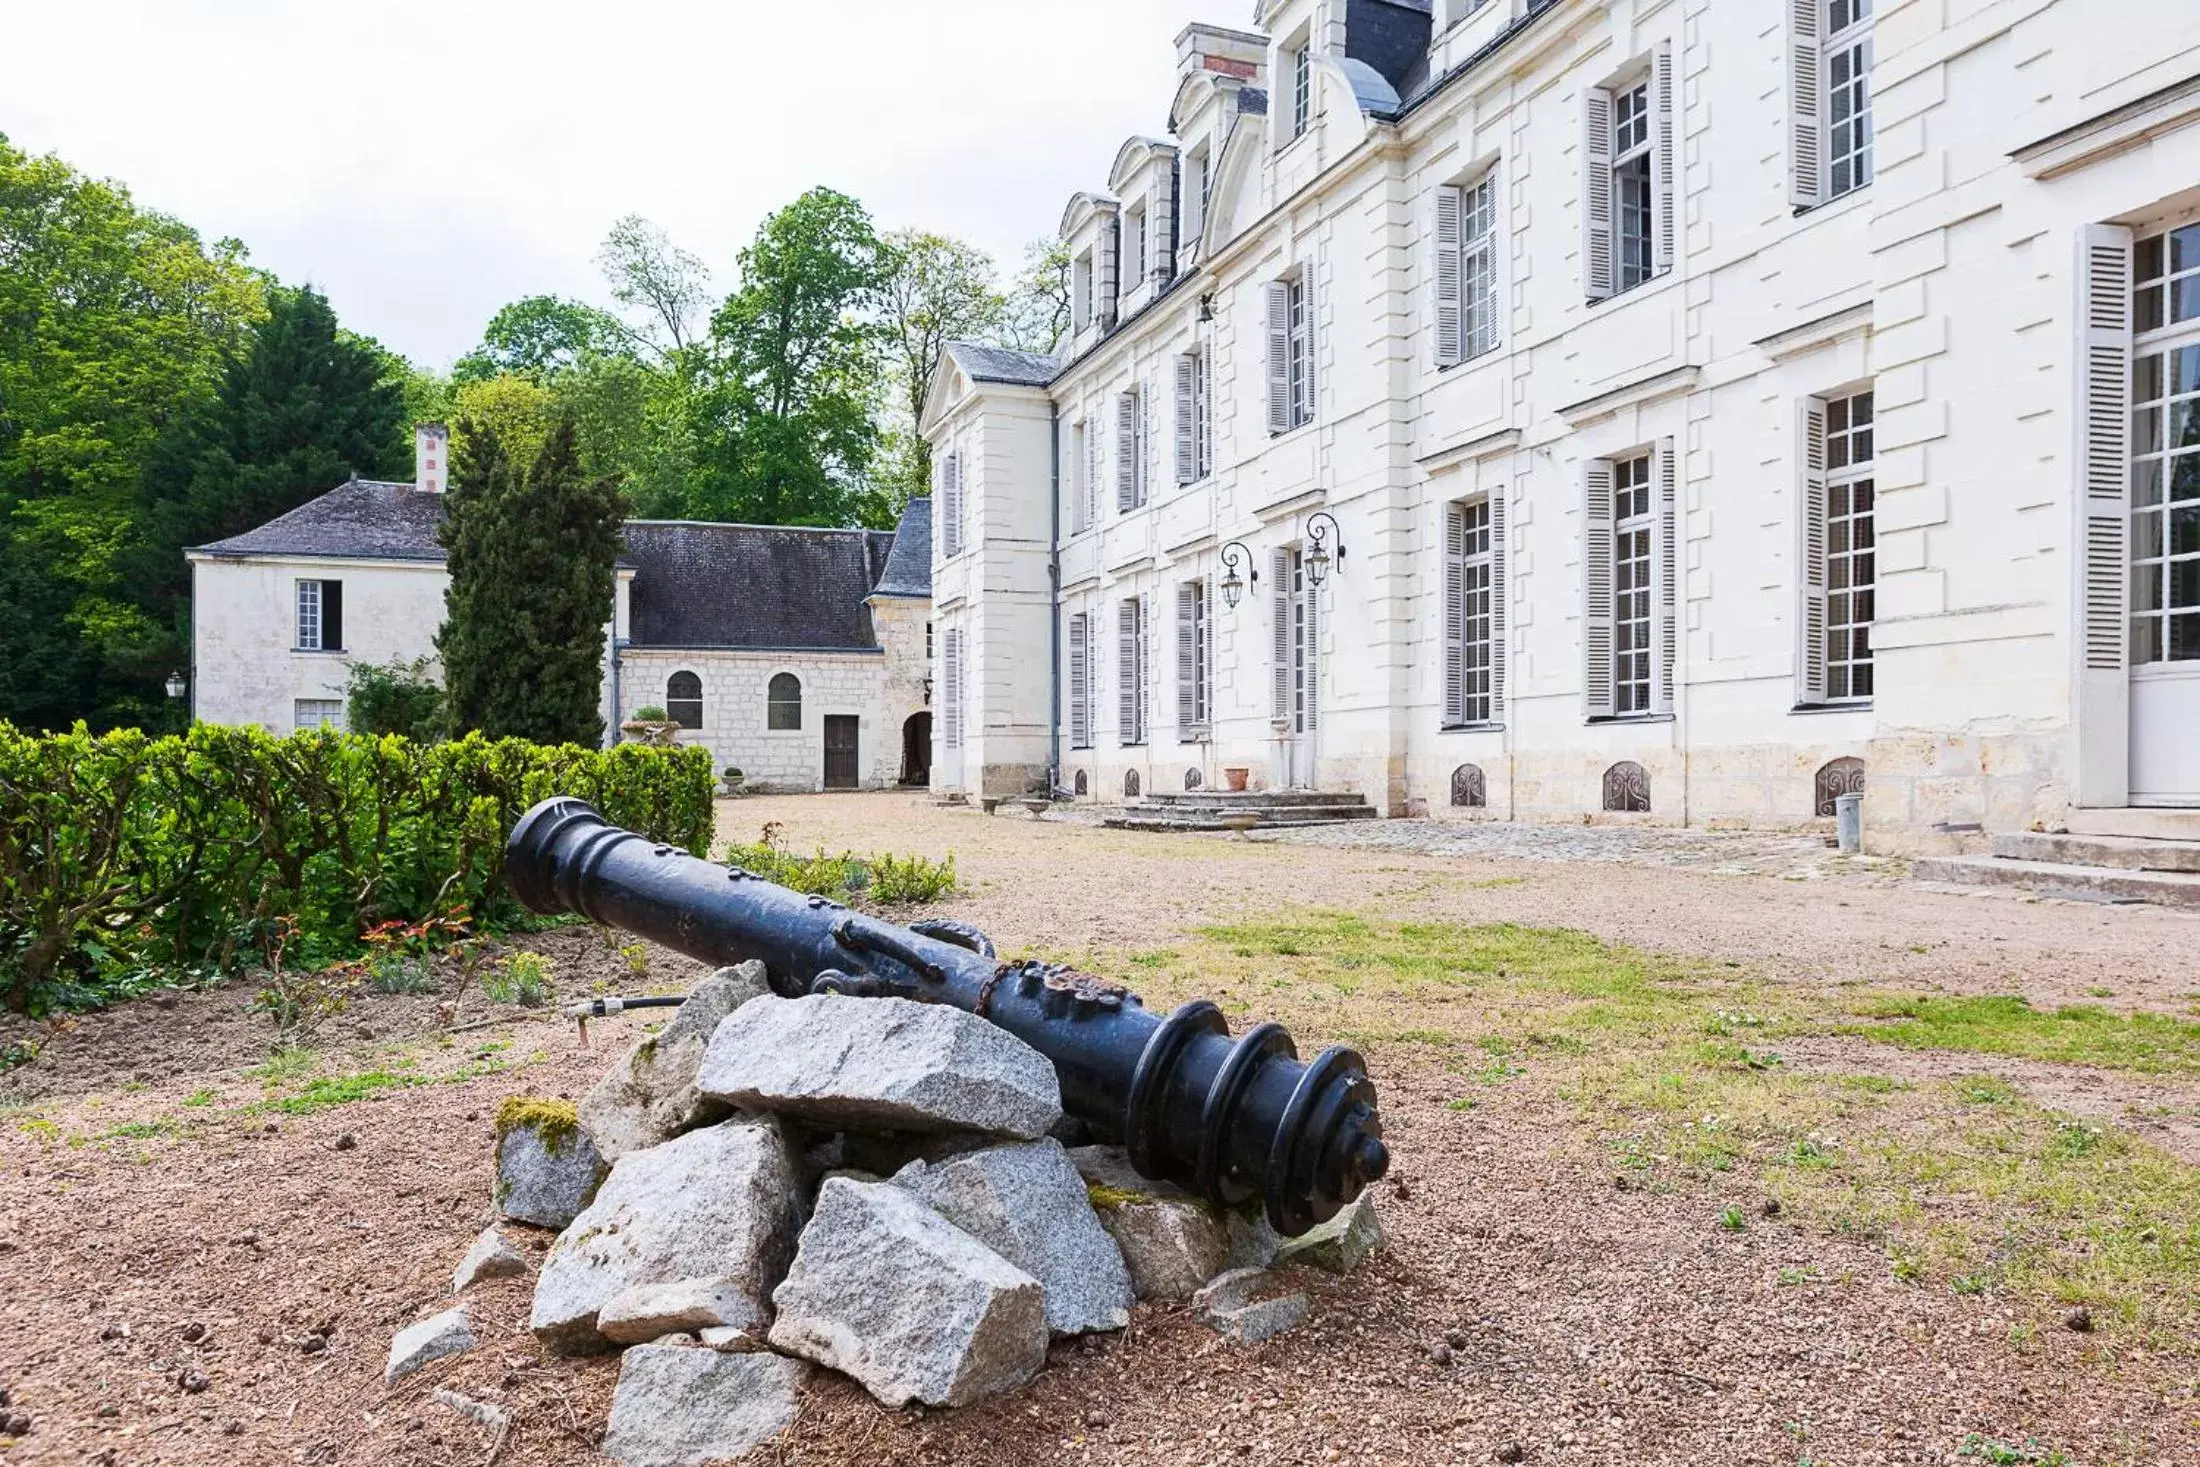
[1222, 767, 1251, 792]
[722, 767, 746, 797]
[620, 719, 682, 749]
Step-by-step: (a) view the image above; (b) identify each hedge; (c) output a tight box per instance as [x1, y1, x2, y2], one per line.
[0, 723, 715, 1015]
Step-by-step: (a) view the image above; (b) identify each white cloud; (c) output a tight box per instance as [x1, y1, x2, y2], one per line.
[3, 0, 1250, 367]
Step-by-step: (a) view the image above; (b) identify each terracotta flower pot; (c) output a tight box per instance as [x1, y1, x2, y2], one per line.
[1223, 767, 1251, 792]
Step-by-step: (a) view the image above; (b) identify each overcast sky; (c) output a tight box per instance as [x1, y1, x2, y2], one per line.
[4, 0, 1246, 369]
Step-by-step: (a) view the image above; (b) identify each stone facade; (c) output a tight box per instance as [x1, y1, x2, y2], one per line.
[925, 0, 2200, 850]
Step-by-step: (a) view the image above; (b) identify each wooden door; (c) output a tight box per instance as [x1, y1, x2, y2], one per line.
[823, 716, 860, 790]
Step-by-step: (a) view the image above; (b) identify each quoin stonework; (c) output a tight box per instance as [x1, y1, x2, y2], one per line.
[920, 0, 2200, 850]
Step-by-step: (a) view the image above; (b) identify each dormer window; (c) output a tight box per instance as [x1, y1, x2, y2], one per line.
[1291, 43, 1313, 140]
[1125, 204, 1147, 292]
[1073, 250, 1095, 334]
[1185, 144, 1212, 247]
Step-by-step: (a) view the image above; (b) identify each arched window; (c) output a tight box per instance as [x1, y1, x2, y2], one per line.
[1450, 764, 1486, 809]
[1124, 769, 1142, 798]
[666, 672, 703, 730]
[1602, 761, 1651, 813]
[767, 673, 803, 731]
[1814, 757, 1866, 818]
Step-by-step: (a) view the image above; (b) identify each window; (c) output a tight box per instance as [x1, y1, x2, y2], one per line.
[1177, 580, 1210, 739]
[295, 579, 343, 652]
[667, 671, 704, 730]
[1115, 387, 1146, 511]
[1125, 205, 1147, 289]
[1443, 497, 1505, 726]
[1175, 351, 1213, 485]
[1266, 275, 1314, 434]
[942, 629, 966, 750]
[1070, 421, 1092, 533]
[1118, 596, 1149, 747]
[1824, 391, 1877, 699]
[294, 699, 343, 732]
[1073, 252, 1094, 334]
[1435, 171, 1500, 367]
[1612, 454, 1656, 713]
[1602, 761, 1651, 813]
[1291, 44, 1313, 141]
[767, 672, 802, 731]
[1583, 51, 1674, 302]
[1187, 145, 1212, 247]
[1612, 81, 1654, 293]
[926, 621, 934, 660]
[940, 449, 965, 557]
[1792, 0, 1873, 206]
[2130, 280, 2200, 663]
[1068, 612, 1092, 748]
[1583, 445, 1676, 719]
[1825, 0, 1873, 197]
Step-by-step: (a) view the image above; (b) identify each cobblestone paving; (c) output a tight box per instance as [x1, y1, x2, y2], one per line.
[1260, 816, 1895, 879]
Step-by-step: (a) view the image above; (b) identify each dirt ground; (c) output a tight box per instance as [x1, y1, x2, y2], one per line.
[3, 793, 2198, 1467]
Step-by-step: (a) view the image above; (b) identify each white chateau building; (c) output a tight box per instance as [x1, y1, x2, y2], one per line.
[921, 0, 2200, 850]
[186, 427, 936, 793]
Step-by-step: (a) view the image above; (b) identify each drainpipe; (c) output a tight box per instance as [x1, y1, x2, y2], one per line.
[1048, 400, 1063, 796]
[609, 635, 629, 750]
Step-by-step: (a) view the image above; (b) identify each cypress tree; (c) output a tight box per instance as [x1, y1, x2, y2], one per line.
[436, 413, 627, 746]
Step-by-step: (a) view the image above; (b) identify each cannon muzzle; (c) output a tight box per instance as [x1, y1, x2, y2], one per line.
[505, 798, 1389, 1235]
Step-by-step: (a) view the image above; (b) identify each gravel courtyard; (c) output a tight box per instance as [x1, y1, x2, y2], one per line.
[3, 793, 2197, 1467]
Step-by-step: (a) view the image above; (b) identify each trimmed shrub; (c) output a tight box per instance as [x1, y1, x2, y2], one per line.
[0, 722, 713, 1014]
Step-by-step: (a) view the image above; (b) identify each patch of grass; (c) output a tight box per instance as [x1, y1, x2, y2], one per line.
[1959, 1435, 2073, 1466]
[16, 1117, 61, 1142]
[259, 1069, 429, 1116]
[248, 1047, 316, 1083]
[1717, 1205, 1747, 1232]
[181, 1089, 217, 1107]
[101, 1119, 179, 1141]
[483, 951, 553, 1009]
[1444, 1097, 1477, 1112]
[1957, 1076, 2018, 1106]
[1840, 1074, 1907, 1095]
[1840, 994, 2200, 1075]
[1465, 876, 1528, 889]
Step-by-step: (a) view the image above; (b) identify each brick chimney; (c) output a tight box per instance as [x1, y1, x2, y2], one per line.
[415, 422, 450, 495]
[1175, 23, 1268, 83]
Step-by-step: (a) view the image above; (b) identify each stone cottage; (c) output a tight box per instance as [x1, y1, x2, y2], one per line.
[185, 431, 934, 792]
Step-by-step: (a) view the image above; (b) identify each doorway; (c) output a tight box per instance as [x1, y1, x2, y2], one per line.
[900, 711, 933, 787]
[823, 716, 860, 791]
[2130, 327, 2200, 804]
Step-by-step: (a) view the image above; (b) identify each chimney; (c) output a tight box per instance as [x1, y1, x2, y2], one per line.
[1175, 23, 1267, 83]
[415, 422, 450, 494]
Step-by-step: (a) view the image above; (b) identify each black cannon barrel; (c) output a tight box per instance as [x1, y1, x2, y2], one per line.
[505, 797, 1389, 1235]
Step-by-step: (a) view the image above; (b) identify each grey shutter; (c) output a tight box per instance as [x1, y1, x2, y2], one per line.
[322, 580, 344, 652]
[1069, 613, 1090, 748]
[1175, 356, 1198, 485]
[2075, 224, 2135, 806]
[1136, 595, 1150, 745]
[1583, 460, 1616, 718]
[1086, 420, 1102, 529]
[1298, 271, 1317, 425]
[943, 629, 964, 749]
[1582, 86, 1614, 302]
[1266, 282, 1292, 434]
[1272, 548, 1293, 719]
[1118, 598, 1140, 745]
[1655, 437, 1679, 712]
[1788, 0, 1825, 208]
[1302, 564, 1319, 733]
[1490, 488, 1508, 721]
[1435, 185, 1465, 369]
[1116, 391, 1139, 511]
[1176, 583, 1199, 734]
[1797, 398, 1832, 705]
[942, 451, 964, 556]
[1196, 351, 1213, 478]
[1652, 45, 1676, 274]
[1099, 213, 1120, 328]
[1443, 503, 1467, 725]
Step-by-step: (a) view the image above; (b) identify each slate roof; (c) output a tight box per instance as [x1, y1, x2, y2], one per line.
[623, 523, 896, 651]
[873, 497, 932, 598]
[945, 342, 1060, 387]
[191, 479, 448, 561]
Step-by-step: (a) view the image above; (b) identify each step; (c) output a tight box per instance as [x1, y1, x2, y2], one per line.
[1103, 814, 1376, 833]
[1141, 790, 1370, 807]
[2065, 808, 2200, 842]
[1992, 832, 2200, 874]
[1132, 801, 1376, 820]
[1911, 855, 2200, 909]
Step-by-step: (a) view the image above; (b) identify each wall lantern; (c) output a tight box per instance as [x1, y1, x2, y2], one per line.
[1218, 540, 1257, 609]
[165, 670, 188, 700]
[1302, 511, 1344, 588]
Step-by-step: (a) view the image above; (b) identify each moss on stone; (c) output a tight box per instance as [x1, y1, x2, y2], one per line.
[1086, 1182, 1156, 1211]
[495, 1095, 582, 1155]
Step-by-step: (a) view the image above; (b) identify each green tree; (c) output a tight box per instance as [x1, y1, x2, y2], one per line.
[0, 132, 267, 731]
[670, 188, 891, 527]
[877, 230, 1005, 505]
[597, 215, 713, 359]
[129, 286, 411, 684]
[436, 415, 627, 745]
[1002, 237, 1073, 356]
[452, 295, 630, 382]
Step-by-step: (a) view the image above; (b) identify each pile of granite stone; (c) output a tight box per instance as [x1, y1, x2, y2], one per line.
[384, 964, 1382, 1467]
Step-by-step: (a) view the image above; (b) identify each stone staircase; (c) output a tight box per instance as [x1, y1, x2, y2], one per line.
[1911, 809, 2200, 909]
[1103, 789, 1381, 834]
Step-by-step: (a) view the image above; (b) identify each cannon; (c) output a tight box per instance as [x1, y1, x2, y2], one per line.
[505, 798, 1390, 1235]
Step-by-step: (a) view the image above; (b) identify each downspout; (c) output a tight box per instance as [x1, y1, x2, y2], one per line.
[1048, 399, 1063, 796]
